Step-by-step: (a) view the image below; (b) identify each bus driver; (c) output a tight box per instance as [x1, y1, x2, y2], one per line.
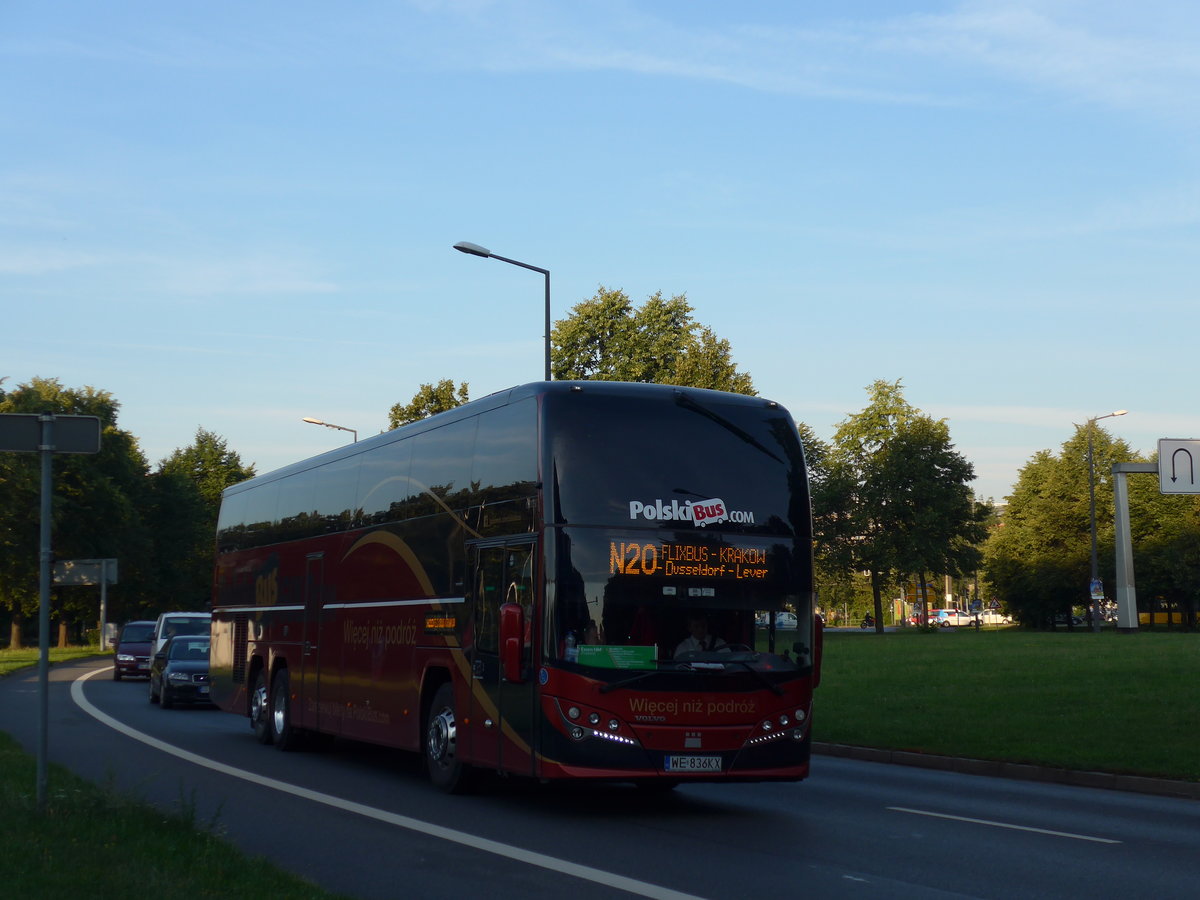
[674, 612, 728, 657]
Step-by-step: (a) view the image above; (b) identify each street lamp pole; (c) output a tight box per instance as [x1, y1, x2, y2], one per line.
[1085, 409, 1128, 632]
[454, 241, 551, 382]
[302, 417, 357, 442]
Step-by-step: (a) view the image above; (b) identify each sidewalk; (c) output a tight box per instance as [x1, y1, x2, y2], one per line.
[814, 742, 1200, 801]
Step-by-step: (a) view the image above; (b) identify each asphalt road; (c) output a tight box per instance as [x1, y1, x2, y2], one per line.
[2, 658, 1197, 899]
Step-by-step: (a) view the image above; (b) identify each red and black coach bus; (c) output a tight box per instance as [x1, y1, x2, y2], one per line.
[210, 381, 821, 791]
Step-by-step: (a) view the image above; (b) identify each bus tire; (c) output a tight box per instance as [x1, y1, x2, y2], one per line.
[270, 668, 302, 751]
[425, 683, 473, 793]
[251, 669, 272, 745]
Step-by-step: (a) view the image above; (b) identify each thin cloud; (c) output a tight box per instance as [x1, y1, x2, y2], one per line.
[893, 1, 1200, 114]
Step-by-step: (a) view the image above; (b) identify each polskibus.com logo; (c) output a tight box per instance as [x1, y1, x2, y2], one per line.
[627, 498, 755, 527]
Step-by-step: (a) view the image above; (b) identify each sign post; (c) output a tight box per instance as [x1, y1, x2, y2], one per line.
[54, 558, 120, 647]
[0, 413, 101, 813]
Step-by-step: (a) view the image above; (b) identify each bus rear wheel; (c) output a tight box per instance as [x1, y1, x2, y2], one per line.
[270, 668, 303, 751]
[425, 684, 473, 793]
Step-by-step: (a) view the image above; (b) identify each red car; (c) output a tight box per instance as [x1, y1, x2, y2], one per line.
[113, 620, 155, 680]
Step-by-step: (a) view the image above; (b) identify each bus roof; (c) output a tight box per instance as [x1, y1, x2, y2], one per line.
[223, 381, 789, 498]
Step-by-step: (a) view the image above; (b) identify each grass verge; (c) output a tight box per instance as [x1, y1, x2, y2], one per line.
[815, 628, 1199, 781]
[0, 647, 349, 899]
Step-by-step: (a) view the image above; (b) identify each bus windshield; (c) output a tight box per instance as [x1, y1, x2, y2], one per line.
[550, 526, 811, 673]
[545, 387, 813, 676]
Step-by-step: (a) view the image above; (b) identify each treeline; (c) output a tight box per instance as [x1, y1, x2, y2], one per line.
[985, 428, 1200, 629]
[0, 378, 253, 648]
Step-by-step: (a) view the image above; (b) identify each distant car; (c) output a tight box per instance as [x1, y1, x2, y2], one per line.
[774, 612, 798, 630]
[1053, 614, 1086, 627]
[150, 611, 212, 658]
[934, 609, 974, 627]
[149, 634, 212, 708]
[113, 620, 155, 680]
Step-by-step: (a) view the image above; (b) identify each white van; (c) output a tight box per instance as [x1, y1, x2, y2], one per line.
[150, 611, 212, 657]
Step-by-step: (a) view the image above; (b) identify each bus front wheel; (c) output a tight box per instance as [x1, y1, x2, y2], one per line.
[425, 683, 473, 793]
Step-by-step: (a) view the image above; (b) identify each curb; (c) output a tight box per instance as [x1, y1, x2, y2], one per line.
[813, 742, 1200, 801]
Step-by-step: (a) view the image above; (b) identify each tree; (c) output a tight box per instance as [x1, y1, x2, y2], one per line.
[388, 380, 470, 429]
[551, 287, 755, 394]
[159, 428, 255, 509]
[984, 426, 1140, 628]
[821, 380, 986, 631]
[157, 429, 256, 610]
[0, 378, 152, 647]
[872, 417, 989, 621]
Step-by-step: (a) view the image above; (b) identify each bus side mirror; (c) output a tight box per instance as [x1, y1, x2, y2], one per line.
[500, 602, 524, 684]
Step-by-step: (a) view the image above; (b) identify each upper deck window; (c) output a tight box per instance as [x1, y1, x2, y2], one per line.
[547, 390, 808, 536]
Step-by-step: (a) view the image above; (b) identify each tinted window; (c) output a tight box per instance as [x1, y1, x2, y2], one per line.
[409, 418, 478, 514]
[357, 438, 414, 525]
[165, 617, 210, 636]
[169, 638, 210, 660]
[241, 481, 280, 546]
[473, 398, 537, 493]
[276, 468, 317, 540]
[547, 391, 808, 535]
[313, 454, 361, 531]
[216, 489, 248, 549]
[120, 623, 154, 642]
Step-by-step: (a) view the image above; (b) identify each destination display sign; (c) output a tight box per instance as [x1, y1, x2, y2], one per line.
[609, 539, 773, 580]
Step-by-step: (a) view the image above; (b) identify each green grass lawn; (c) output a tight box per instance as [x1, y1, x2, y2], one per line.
[815, 628, 1200, 781]
[0, 646, 350, 898]
[0, 644, 106, 676]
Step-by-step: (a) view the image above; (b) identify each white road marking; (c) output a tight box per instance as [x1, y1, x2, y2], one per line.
[73, 666, 706, 900]
[888, 806, 1122, 844]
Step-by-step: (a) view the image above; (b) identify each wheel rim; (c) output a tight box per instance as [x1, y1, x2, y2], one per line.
[251, 680, 267, 725]
[272, 688, 287, 735]
[427, 706, 456, 767]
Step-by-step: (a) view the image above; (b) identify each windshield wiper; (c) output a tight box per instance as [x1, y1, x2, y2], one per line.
[674, 391, 783, 464]
[599, 658, 785, 696]
[599, 669, 665, 694]
[726, 658, 785, 695]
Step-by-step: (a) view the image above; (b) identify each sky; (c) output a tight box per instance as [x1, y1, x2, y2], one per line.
[3, 0, 1198, 502]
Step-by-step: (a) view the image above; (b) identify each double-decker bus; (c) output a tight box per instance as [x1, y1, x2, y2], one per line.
[210, 381, 821, 791]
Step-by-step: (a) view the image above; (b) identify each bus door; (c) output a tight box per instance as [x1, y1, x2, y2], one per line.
[301, 552, 324, 731]
[469, 541, 537, 776]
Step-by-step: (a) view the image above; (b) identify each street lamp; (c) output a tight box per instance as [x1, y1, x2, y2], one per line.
[1084, 409, 1128, 632]
[453, 241, 551, 382]
[302, 417, 357, 443]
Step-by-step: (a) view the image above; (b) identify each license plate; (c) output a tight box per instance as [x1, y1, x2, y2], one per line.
[198, 685, 209, 694]
[664, 755, 722, 773]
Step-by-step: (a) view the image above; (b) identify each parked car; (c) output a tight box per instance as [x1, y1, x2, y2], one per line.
[113, 620, 155, 680]
[774, 612, 798, 630]
[1053, 614, 1086, 627]
[150, 611, 211, 658]
[149, 634, 212, 708]
[934, 609, 974, 627]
